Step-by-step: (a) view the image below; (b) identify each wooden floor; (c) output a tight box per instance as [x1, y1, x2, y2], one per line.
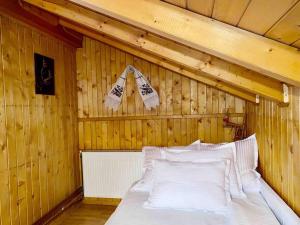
[49, 202, 116, 225]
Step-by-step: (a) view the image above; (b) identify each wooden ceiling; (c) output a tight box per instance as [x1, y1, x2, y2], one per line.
[67, 0, 300, 87]
[163, 0, 300, 48]
[0, 0, 82, 47]
[2, 0, 300, 104]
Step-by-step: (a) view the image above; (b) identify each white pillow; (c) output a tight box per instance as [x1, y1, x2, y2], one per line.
[200, 134, 261, 193]
[144, 159, 231, 213]
[142, 140, 200, 172]
[131, 168, 153, 192]
[235, 134, 258, 173]
[235, 134, 260, 192]
[241, 170, 261, 193]
[132, 140, 200, 192]
[163, 143, 245, 198]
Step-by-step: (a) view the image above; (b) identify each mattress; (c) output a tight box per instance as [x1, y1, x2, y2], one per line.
[105, 190, 280, 225]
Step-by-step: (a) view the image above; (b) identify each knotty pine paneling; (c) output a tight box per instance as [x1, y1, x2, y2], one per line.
[77, 37, 246, 150]
[0, 13, 80, 225]
[247, 87, 300, 216]
[162, 0, 300, 49]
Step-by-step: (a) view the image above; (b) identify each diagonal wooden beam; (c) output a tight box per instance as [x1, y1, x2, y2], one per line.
[23, 0, 285, 102]
[19, 0, 59, 26]
[69, 0, 300, 87]
[59, 19, 257, 102]
[0, 0, 82, 47]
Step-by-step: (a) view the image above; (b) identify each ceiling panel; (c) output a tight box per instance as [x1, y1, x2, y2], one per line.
[238, 0, 299, 35]
[160, 0, 300, 49]
[163, 0, 186, 7]
[212, 0, 250, 25]
[186, 0, 214, 16]
[293, 39, 300, 48]
[265, 1, 300, 44]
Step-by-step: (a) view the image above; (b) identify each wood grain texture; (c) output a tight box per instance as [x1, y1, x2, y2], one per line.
[59, 19, 258, 103]
[32, 188, 83, 225]
[83, 197, 121, 206]
[161, 0, 300, 49]
[187, 0, 214, 16]
[48, 202, 116, 225]
[212, 0, 250, 25]
[68, 0, 300, 87]
[238, 0, 299, 35]
[294, 39, 300, 48]
[0, 13, 80, 225]
[77, 37, 246, 150]
[0, 0, 82, 47]
[24, 0, 271, 102]
[265, 1, 300, 45]
[247, 87, 300, 216]
[164, 0, 186, 8]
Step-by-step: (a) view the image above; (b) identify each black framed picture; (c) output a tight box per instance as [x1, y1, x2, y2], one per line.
[34, 53, 55, 95]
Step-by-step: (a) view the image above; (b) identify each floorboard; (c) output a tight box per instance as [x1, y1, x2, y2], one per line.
[49, 202, 116, 225]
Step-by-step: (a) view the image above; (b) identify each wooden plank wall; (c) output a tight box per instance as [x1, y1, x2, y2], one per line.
[0, 13, 80, 225]
[77, 37, 246, 150]
[247, 87, 300, 216]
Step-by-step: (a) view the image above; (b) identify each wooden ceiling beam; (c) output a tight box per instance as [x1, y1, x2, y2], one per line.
[20, 0, 59, 26]
[0, 0, 82, 47]
[23, 0, 285, 102]
[44, 0, 67, 4]
[60, 19, 257, 103]
[68, 0, 300, 87]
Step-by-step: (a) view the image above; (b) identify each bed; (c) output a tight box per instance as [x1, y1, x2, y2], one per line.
[104, 138, 300, 225]
[105, 179, 300, 225]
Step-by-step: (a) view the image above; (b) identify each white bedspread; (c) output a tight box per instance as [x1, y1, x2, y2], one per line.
[105, 190, 280, 225]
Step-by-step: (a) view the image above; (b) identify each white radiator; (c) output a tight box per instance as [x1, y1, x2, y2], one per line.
[81, 151, 143, 198]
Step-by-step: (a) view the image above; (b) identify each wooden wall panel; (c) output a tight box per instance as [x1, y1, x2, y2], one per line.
[247, 87, 300, 216]
[77, 37, 246, 150]
[0, 13, 80, 225]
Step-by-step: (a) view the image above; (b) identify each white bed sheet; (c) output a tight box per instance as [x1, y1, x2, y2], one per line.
[260, 179, 300, 225]
[105, 190, 280, 225]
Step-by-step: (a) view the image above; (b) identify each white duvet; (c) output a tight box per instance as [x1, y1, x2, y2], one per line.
[105, 190, 280, 225]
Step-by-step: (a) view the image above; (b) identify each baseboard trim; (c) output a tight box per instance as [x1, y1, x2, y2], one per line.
[33, 187, 83, 225]
[83, 197, 121, 206]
